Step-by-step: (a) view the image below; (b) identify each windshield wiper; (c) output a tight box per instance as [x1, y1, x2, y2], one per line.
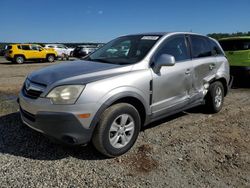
[90, 58, 114, 64]
[85, 57, 131, 65]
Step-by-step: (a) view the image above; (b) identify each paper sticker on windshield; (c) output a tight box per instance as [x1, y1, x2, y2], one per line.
[141, 36, 159, 40]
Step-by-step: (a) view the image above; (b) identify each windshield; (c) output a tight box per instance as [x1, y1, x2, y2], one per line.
[219, 39, 250, 51]
[87, 35, 162, 64]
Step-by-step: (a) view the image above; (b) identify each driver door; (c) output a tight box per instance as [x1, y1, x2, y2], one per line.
[30, 45, 44, 59]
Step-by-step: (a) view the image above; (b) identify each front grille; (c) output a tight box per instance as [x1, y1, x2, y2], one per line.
[22, 79, 46, 99]
[20, 108, 36, 122]
[23, 87, 43, 99]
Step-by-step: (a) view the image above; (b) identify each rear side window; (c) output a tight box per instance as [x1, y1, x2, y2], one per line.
[155, 35, 190, 62]
[219, 39, 250, 51]
[21, 45, 31, 50]
[190, 35, 212, 58]
[209, 40, 224, 56]
[6, 45, 12, 50]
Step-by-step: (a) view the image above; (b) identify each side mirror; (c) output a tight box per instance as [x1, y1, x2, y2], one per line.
[153, 54, 175, 73]
[39, 48, 43, 51]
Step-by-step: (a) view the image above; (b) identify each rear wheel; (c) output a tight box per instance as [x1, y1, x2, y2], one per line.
[92, 103, 141, 157]
[205, 81, 224, 113]
[15, 56, 24, 64]
[47, 54, 55, 63]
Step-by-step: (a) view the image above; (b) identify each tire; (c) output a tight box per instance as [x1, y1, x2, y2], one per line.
[47, 54, 55, 63]
[15, 56, 24, 64]
[205, 81, 224, 113]
[92, 103, 141, 157]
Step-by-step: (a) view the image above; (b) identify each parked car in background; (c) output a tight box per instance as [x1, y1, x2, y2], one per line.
[219, 37, 250, 78]
[0, 49, 5, 56]
[19, 32, 230, 157]
[0, 45, 7, 56]
[72, 45, 98, 58]
[44, 44, 74, 60]
[97, 43, 105, 48]
[5, 44, 57, 64]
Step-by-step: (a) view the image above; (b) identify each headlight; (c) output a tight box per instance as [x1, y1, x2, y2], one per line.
[47, 85, 85, 104]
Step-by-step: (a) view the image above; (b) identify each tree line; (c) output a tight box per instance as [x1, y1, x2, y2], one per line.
[207, 31, 250, 40]
[1, 31, 250, 49]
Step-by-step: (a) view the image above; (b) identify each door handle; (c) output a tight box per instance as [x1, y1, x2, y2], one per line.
[209, 64, 215, 70]
[185, 69, 191, 75]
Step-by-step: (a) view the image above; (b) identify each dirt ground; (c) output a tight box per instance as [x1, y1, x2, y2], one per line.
[0, 57, 249, 187]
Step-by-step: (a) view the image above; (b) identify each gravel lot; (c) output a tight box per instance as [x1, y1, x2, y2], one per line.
[0, 57, 249, 187]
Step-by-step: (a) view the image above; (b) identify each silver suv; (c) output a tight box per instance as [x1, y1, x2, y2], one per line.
[19, 32, 230, 157]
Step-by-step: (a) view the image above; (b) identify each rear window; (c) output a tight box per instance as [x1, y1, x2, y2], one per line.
[6, 45, 12, 50]
[219, 39, 250, 51]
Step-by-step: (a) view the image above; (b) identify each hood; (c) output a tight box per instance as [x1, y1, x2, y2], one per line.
[28, 60, 128, 86]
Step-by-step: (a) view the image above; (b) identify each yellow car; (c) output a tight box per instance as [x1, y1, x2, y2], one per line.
[5, 44, 58, 64]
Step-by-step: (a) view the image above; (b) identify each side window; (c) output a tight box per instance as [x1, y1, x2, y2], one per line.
[209, 39, 223, 56]
[21, 45, 31, 50]
[57, 45, 65, 49]
[155, 35, 190, 62]
[190, 35, 212, 58]
[31, 45, 39, 50]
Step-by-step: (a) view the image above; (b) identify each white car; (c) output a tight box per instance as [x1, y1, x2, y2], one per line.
[44, 44, 74, 59]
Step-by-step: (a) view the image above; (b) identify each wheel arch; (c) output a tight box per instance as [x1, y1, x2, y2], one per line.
[46, 53, 56, 58]
[89, 92, 149, 130]
[14, 54, 26, 59]
[209, 77, 228, 96]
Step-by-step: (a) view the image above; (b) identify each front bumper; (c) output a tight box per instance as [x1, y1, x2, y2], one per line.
[20, 108, 94, 145]
[5, 56, 13, 61]
[19, 92, 99, 145]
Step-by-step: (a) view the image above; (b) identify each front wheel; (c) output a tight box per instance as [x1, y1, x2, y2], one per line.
[92, 103, 141, 157]
[205, 81, 224, 113]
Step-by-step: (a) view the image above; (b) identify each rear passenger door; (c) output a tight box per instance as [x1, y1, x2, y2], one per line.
[189, 35, 217, 97]
[20, 45, 33, 59]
